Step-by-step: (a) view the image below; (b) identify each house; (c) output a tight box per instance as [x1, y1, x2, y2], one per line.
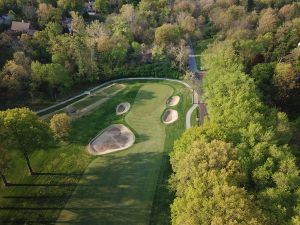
[11, 20, 30, 32]
[11, 20, 37, 36]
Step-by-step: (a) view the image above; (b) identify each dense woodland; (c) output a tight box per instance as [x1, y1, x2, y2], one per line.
[1, 0, 300, 224]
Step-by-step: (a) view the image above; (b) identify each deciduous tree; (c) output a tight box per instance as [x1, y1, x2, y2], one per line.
[0, 108, 53, 175]
[50, 113, 71, 140]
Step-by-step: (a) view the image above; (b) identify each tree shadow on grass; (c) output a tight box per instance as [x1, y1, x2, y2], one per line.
[0, 151, 166, 225]
[5, 182, 84, 187]
[58, 151, 165, 224]
[134, 133, 150, 144]
[132, 90, 156, 105]
[33, 172, 82, 176]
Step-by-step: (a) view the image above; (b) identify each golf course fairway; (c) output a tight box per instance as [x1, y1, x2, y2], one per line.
[0, 81, 190, 225]
[57, 83, 173, 224]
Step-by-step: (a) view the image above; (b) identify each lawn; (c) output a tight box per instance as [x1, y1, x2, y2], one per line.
[0, 81, 191, 224]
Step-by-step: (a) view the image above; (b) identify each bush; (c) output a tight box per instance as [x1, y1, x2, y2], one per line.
[50, 113, 71, 141]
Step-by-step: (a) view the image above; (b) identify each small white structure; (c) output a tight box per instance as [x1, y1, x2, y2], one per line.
[84, 91, 91, 95]
[298, 42, 300, 47]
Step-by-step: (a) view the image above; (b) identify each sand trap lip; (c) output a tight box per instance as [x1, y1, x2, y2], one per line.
[167, 96, 180, 106]
[162, 109, 178, 124]
[116, 102, 131, 115]
[88, 124, 135, 155]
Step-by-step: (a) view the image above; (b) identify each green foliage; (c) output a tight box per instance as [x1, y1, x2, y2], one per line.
[171, 39, 300, 224]
[111, 62, 181, 80]
[31, 61, 72, 99]
[170, 140, 265, 225]
[250, 63, 275, 92]
[155, 24, 181, 46]
[94, 0, 109, 15]
[57, 0, 84, 12]
[50, 113, 71, 140]
[0, 107, 52, 153]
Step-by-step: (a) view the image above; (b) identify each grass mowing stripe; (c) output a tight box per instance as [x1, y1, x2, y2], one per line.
[57, 83, 173, 225]
[149, 82, 192, 225]
[0, 81, 191, 225]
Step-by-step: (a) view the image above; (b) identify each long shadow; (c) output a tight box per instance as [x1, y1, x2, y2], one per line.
[132, 89, 156, 105]
[134, 133, 150, 144]
[3, 195, 70, 200]
[1, 151, 166, 224]
[5, 182, 84, 187]
[33, 172, 82, 176]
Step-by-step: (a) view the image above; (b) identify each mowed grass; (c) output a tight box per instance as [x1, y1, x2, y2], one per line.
[69, 83, 125, 110]
[0, 81, 191, 225]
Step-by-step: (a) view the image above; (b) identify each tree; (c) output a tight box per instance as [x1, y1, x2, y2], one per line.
[0, 51, 31, 103]
[37, 3, 62, 26]
[31, 61, 72, 99]
[0, 145, 10, 186]
[168, 39, 189, 72]
[170, 140, 265, 225]
[0, 108, 53, 175]
[273, 63, 299, 99]
[94, 0, 109, 15]
[154, 24, 181, 46]
[257, 8, 279, 34]
[0, 118, 10, 186]
[279, 3, 300, 21]
[50, 113, 71, 140]
[57, 0, 84, 12]
[70, 11, 85, 36]
[177, 14, 196, 35]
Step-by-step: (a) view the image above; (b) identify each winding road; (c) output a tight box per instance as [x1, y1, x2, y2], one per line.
[185, 42, 207, 128]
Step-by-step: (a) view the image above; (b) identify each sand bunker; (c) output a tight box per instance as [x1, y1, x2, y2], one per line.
[116, 102, 130, 115]
[167, 96, 180, 106]
[88, 124, 135, 155]
[162, 109, 178, 124]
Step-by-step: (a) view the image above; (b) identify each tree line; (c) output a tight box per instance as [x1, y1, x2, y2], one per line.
[170, 0, 300, 224]
[170, 40, 300, 225]
[0, 0, 201, 109]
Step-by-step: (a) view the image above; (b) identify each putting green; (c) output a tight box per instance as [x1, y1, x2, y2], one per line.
[57, 83, 173, 224]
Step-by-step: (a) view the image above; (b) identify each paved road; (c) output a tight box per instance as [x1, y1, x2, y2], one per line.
[188, 41, 199, 73]
[186, 104, 198, 129]
[36, 78, 192, 117]
[185, 42, 208, 127]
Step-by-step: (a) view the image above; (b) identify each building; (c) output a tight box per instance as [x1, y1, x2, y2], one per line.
[11, 20, 30, 32]
[10, 20, 37, 35]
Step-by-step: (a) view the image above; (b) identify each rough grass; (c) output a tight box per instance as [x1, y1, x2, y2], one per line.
[0, 81, 191, 225]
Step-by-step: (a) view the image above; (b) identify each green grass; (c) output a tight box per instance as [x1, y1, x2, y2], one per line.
[149, 82, 191, 225]
[0, 81, 191, 224]
[71, 84, 125, 110]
